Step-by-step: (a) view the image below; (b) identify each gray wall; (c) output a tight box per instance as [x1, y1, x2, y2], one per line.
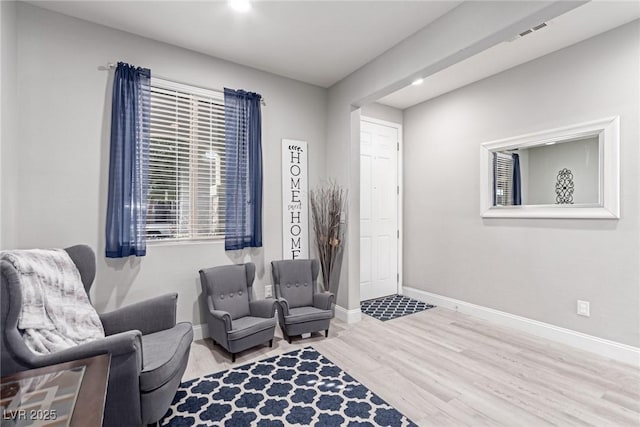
[326, 1, 583, 310]
[9, 3, 327, 327]
[361, 103, 403, 126]
[1, 1, 18, 249]
[526, 137, 599, 205]
[403, 21, 639, 346]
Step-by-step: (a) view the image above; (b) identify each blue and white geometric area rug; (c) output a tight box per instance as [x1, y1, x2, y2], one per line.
[161, 347, 417, 427]
[361, 294, 435, 322]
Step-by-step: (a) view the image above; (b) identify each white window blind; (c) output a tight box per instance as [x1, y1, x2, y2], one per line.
[494, 152, 513, 206]
[146, 78, 226, 241]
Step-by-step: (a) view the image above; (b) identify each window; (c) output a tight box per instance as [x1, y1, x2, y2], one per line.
[146, 78, 226, 241]
[494, 152, 513, 206]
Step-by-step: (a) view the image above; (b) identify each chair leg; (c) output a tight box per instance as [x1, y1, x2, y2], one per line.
[325, 329, 329, 338]
[269, 339, 273, 348]
[287, 336, 292, 344]
[231, 353, 236, 363]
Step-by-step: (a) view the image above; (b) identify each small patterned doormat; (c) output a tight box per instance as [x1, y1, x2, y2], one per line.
[161, 347, 416, 426]
[361, 294, 435, 321]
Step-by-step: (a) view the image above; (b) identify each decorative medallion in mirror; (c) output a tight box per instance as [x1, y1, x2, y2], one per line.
[480, 117, 620, 219]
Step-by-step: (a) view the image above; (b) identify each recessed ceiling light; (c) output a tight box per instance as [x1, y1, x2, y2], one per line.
[545, 141, 556, 145]
[411, 78, 424, 86]
[229, 0, 251, 12]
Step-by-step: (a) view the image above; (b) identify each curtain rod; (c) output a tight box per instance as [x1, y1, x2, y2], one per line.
[104, 63, 266, 106]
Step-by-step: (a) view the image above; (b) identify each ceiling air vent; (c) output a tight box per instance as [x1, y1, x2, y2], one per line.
[510, 21, 549, 41]
[532, 23, 548, 31]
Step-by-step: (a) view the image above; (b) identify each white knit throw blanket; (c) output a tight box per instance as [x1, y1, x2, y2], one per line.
[1, 249, 105, 355]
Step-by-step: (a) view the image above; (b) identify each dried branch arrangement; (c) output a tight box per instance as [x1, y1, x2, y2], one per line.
[309, 182, 347, 293]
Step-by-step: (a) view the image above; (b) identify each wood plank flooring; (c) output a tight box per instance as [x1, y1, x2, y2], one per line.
[184, 307, 640, 426]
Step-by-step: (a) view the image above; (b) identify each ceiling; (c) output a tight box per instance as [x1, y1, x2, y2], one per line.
[28, 0, 461, 88]
[378, 1, 640, 109]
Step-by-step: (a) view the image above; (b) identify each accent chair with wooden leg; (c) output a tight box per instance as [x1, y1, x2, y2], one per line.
[271, 259, 334, 343]
[199, 263, 276, 362]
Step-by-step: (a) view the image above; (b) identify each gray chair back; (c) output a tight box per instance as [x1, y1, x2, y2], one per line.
[0, 245, 94, 376]
[271, 259, 319, 308]
[64, 245, 96, 296]
[199, 263, 255, 320]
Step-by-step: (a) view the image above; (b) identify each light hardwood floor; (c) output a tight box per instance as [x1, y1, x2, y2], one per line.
[184, 307, 640, 426]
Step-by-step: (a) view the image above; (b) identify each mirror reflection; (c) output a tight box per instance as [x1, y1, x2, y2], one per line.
[492, 135, 600, 207]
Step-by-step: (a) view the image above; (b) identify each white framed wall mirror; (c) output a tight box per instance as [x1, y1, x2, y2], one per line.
[480, 117, 620, 219]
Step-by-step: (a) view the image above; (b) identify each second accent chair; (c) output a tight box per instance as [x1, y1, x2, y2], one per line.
[199, 263, 276, 362]
[271, 259, 335, 343]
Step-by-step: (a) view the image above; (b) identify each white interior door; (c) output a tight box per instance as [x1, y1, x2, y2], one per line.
[360, 119, 399, 301]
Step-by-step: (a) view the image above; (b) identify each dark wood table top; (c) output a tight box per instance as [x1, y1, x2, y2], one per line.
[1, 353, 111, 427]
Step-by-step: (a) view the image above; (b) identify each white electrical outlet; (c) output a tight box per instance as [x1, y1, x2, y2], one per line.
[577, 300, 590, 317]
[264, 285, 273, 298]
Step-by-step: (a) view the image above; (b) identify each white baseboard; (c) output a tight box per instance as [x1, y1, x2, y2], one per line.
[334, 305, 362, 324]
[402, 287, 640, 367]
[192, 323, 209, 341]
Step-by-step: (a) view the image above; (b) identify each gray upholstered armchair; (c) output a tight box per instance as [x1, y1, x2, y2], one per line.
[0, 245, 193, 427]
[199, 263, 276, 362]
[271, 259, 334, 343]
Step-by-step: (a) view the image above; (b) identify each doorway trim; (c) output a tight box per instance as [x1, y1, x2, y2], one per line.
[360, 115, 404, 299]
